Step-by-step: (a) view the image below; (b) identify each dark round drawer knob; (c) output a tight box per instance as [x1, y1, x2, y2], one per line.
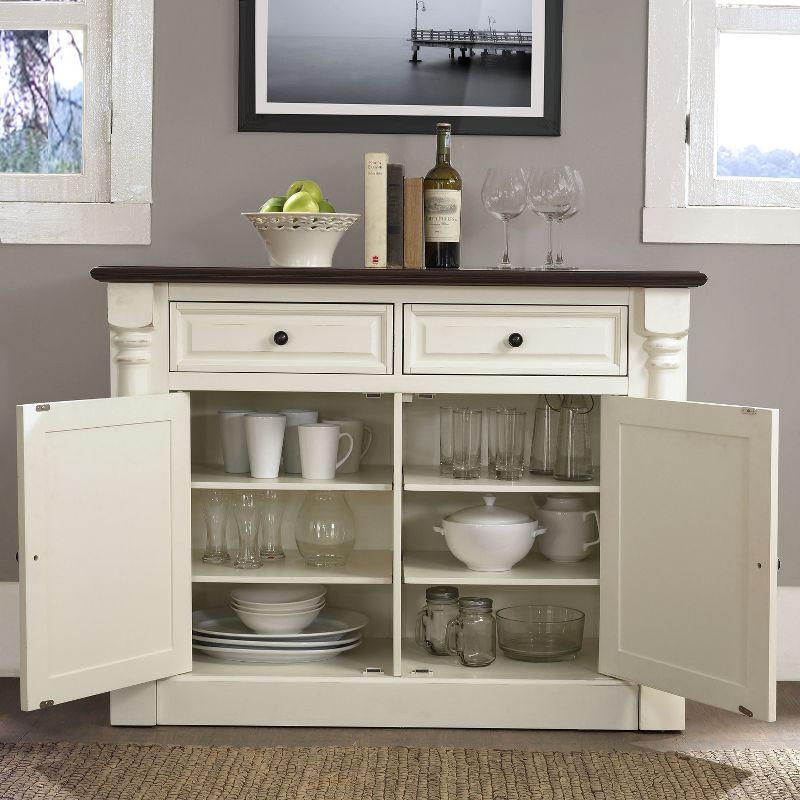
[508, 332, 524, 348]
[273, 330, 289, 346]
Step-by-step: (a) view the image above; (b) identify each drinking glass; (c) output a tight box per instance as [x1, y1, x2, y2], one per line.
[530, 395, 560, 474]
[487, 407, 499, 473]
[256, 490, 285, 561]
[554, 395, 594, 482]
[440, 406, 454, 475]
[495, 409, 527, 481]
[452, 408, 482, 479]
[232, 491, 262, 569]
[481, 168, 529, 270]
[527, 166, 585, 270]
[201, 490, 230, 564]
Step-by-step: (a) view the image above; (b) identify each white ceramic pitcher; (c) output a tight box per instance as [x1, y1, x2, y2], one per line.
[535, 495, 599, 563]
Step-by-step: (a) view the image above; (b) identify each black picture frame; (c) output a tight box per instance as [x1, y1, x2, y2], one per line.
[238, 0, 563, 136]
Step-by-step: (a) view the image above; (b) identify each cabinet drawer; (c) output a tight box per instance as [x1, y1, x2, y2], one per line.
[170, 303, 393, 374]
[404, 304, 627, 376]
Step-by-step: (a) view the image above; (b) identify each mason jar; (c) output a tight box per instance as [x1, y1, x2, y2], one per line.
[415, 585, 459, 656]
[446, 597, 496, 667]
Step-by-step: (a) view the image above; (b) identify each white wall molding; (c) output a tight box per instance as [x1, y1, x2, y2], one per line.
[0, 581, 19, 678]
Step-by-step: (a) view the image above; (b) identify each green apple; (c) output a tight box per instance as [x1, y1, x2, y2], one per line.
[318, 199, 336, 213]
[283, 191, 320, 213]
[286, 180, 324, 205]
[260, 195, 287, 212]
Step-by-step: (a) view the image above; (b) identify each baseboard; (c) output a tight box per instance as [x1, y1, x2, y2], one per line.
[1, 582, 798, 683]
[0, 581, 19, 677]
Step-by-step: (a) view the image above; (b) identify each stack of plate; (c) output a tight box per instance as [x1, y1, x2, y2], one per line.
[231, 585, 327, 635]
[192, 607, 369, 664]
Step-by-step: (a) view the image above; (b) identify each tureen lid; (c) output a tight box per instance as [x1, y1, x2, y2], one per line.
[445, 496, 531, 525]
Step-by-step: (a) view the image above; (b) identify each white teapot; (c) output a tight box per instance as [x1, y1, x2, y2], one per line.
[534, 495, 599, 563]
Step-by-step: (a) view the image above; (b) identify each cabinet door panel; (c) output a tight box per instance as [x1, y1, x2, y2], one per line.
[600, 397, 778, 721]
[17, 393, 191, 711]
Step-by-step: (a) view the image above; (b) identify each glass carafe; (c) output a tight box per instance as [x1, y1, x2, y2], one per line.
[294, 491, 356, 567]
[530, 395, 559, 474]
[256, 490, 285, 561]
[415, 586, 459, 656]
[446, 597, 497, 667]
[553, 395, 594, 482]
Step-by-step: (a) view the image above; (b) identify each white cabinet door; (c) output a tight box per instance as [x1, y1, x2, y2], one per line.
[17, 393, 191, 711]
[600, 397, 778, 721]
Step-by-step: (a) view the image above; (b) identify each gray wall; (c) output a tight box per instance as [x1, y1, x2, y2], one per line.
[0, 0, 797, 583]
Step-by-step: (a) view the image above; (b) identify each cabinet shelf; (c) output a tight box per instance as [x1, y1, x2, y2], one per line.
[185, 637, 394, 681]
[401, 638, 624, 684]
[191, 464, 393, 492]
[192, 549, 393, 584]
[403, 465, 600, 493]
[403, 550, 600, 586]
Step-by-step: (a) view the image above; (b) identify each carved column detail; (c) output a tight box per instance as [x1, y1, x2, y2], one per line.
[107, 283, 156, 398]
[111, 328, 153, 397]
[641, 288, 691, 402]
[643, 333, 686, 401]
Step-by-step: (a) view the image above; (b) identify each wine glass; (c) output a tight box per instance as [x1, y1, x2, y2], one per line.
[527, 166, 585, 270]
[481, 168, 528, 270]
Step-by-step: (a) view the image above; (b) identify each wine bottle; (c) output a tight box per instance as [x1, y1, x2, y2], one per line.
[424, 122, 462, 269]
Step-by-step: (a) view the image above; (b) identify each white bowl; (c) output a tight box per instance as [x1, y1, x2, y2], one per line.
[231, 600, 325, 616]
[231, 585, 326, 606]
[243, 212, 361, 268]
[232, 597, 325, 612]
[233, 604, 324, 635]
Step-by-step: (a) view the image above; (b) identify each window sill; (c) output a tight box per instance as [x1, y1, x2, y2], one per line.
[0, 202, 150, 245]
[643, 206, 800, 245]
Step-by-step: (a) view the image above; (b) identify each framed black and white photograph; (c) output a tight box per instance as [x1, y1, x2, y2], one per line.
[239, 0, 563, 135]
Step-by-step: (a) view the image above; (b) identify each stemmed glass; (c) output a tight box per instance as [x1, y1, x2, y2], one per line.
[527, 166, 585, 270]
[481, 168, 528, 270]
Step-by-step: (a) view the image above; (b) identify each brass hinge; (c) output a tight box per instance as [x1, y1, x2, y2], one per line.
[35, 404, 50, 412]
[685, 113, 690, 145]
[738, 705, 753, 718]
[39, 700, 54, 709]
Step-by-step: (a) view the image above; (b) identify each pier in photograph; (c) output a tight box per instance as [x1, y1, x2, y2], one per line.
[409, 28, 533, 62]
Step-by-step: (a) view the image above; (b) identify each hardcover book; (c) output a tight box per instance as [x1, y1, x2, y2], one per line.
[364, 152, 388, 269]
[387, 164, 405, 269]
[403, 177, 425, 269]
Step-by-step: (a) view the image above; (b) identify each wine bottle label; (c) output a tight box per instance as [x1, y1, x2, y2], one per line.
[424, 189, 461, 243]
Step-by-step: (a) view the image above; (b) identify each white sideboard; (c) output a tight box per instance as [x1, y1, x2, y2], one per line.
[16, 268, 779, 730]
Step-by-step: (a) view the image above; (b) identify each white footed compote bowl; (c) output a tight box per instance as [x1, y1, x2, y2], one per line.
[243, 212, 361, 268]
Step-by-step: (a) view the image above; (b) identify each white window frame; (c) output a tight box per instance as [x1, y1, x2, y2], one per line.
[644, 0, 800, 244]
[0, 0, 152, 244]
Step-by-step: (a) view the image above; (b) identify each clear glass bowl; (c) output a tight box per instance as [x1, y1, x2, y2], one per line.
[496, 605, 585, 662]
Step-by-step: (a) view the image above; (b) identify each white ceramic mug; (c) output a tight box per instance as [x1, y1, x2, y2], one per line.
[298, 423, 354, 480]
[279, 409, 318, 473]
[244, 413, 286, 479]
[536, 495, 600, 563]
[218, 410, 252, 474]
[322, 418, 374, 474]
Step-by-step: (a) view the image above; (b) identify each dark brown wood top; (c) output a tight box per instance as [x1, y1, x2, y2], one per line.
[90, 266, 708, 288]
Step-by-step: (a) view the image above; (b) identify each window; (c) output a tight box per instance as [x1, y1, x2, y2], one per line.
[644, 0, 800, 243]
[0, 0, 152, 244]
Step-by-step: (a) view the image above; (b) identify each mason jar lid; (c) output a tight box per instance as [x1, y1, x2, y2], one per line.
[426, 585, 459, 602]
[445, 496, 531, 526]
[459, 596, 493, 611]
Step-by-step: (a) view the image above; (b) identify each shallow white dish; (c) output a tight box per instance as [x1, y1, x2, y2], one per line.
[233, 603, 323, 634]
[231, 599, 325, 615]
[193, 638, 362, 664]
[192, 608, 369, 641]
[192, 632, 361, 649]
[231, 585, 326, 607]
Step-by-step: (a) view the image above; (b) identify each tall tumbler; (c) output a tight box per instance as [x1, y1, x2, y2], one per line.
[232, 491, 263, 569]
[201, 489, 230, 564]
[553, 395, 594, 482]
[495, 409, 527, 480]
[452, 408, 482, 479]
[487, 407, 499, 473]
[256, 490, 285, 561]
[530, 395, 560, 474]
[440, 406, 454, 475]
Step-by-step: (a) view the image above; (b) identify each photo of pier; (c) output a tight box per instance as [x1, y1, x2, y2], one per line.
[265, 0, 535, 109]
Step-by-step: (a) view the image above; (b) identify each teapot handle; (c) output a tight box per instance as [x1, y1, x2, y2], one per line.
[583, 510, 600, 551]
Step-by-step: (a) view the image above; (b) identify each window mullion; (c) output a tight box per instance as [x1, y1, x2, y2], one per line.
[717, 6, 800, 34]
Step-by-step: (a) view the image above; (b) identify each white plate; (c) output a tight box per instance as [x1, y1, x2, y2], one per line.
[230, 585, 326, 606]
[192, 639, 362, 664]
[192, 608, 368, 641]
[192, 632, 362, 649]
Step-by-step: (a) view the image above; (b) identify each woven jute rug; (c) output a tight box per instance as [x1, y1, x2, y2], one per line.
[0, 743, 798, 799]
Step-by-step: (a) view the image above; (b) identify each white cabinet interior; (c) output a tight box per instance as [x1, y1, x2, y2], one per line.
[17, 272, 778, 730]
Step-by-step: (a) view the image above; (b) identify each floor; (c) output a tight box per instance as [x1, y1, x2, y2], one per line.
[1, 679, 799, 752]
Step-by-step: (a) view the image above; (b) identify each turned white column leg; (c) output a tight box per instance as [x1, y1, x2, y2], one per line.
[107, 283, 158, 398]
[644, 333, 686, 402]
[112, 329, 152, 397]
